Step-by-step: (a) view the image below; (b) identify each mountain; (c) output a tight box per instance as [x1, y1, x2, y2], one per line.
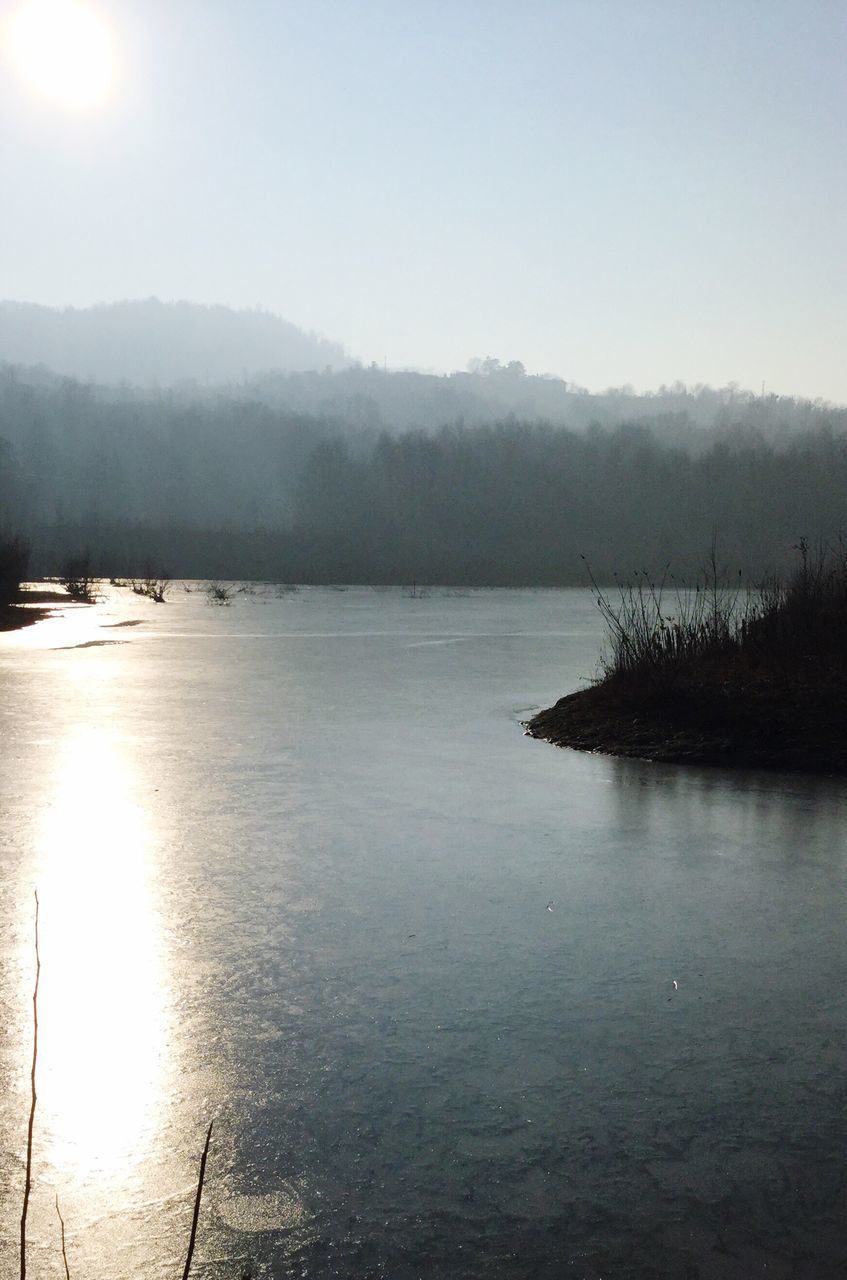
[0, 299, 350, 385]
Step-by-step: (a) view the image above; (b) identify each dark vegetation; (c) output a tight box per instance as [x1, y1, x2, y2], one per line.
[106, 574, 172, 601]
[527, 542, 847, 773]
[0, 532, 54, 631]
[0, 531, 29, 605]
[127, 575, 171, 602]
[2, 356, 847, 585]
[204, 580, 236, 604]
[58, 553, 98, 603]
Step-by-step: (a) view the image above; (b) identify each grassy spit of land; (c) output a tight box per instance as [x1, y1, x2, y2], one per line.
[526, 545, 847, 774]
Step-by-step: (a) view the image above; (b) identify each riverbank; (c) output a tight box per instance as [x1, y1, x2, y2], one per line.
[526, 659, 847, 773]
[0, 589, 68, 632]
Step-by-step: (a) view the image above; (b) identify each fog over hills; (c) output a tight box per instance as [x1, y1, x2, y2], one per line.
[0, 299, 350, 385]
[2, 300, 844, 447]
[1, 368, 846, 585]
[2, 300, 847, 585]
[244, 364, 847, 448]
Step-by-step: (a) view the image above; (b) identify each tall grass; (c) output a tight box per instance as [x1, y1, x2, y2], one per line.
[587, 539, 847, 688]
[743, 538, 847, 672]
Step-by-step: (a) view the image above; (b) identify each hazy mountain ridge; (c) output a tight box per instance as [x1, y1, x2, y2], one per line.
[0, 299, 351, 385]
[2, 301, 845, 449]
[246, 365, 847, 447]
[2, 357, 847, 584]
[3, 333, 847, 583]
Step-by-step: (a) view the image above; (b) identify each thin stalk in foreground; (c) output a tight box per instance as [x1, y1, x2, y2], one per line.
[20, 889, 40, 1280]
[55, 1195, 71, 1280]
[181, 1119, 214, 1280]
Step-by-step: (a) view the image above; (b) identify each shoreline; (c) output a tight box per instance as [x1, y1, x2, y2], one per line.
[526, 671, 847, 776]
[0, 589, 70, 634]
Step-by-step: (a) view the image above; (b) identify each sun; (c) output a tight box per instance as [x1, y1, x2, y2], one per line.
[7, 0, 117, 111]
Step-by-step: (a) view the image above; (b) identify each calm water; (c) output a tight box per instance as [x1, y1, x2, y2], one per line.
[1, 584, 846, 1279]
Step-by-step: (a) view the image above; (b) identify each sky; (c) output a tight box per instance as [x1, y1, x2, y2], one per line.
[0, 0, 845, 400]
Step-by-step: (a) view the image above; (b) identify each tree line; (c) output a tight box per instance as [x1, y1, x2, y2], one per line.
[288, 422, 847, 584]
[2, 363, 847, 585]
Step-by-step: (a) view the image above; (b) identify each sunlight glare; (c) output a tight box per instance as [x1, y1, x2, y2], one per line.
[7, 0, 117, 111]
[35, 726, 171, 1185]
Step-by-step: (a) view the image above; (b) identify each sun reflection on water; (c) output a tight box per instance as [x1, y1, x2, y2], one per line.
[33, 724, 171, 1188]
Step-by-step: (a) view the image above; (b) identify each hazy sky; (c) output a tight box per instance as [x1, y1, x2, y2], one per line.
[1, 0, 845, 399]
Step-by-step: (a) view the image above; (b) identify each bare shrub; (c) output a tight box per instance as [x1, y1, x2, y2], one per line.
[59, 554, 98, 603]
[204, 581, 235, 605]
[130, 575, 171, 603]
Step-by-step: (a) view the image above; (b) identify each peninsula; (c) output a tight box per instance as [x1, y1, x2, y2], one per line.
[527, 551, 847, 775]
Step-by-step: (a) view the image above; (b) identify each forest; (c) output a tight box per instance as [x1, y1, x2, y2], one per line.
[2, 355, 847, 586]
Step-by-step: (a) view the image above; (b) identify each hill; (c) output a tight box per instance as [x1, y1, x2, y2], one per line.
[0, 299, 350, 385]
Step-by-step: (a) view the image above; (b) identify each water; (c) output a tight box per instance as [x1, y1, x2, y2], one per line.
[1, 584, 846, 1279]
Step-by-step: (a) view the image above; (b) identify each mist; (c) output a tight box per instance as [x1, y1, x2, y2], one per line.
[0, 299, 350, 385]
[2, 302, 846, 584]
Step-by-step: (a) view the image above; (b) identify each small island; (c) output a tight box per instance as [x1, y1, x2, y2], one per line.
[527, 546, 847, 775]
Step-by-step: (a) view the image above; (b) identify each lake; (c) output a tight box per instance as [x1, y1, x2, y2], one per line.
[1, 584, 846, 1279]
